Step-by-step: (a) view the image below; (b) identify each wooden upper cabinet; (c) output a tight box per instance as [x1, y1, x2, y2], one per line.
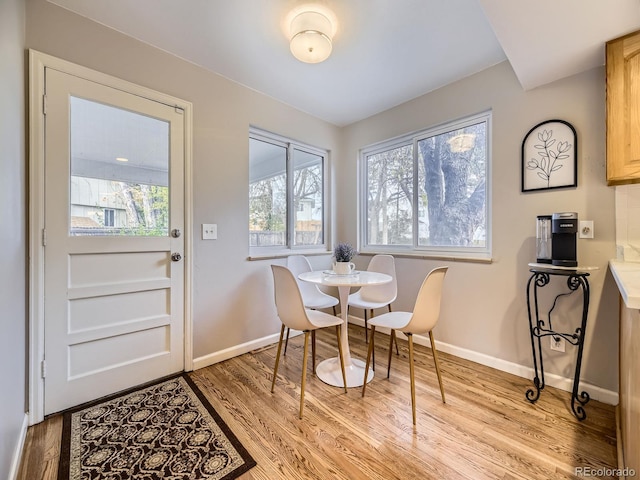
[607, 30, 640, 185]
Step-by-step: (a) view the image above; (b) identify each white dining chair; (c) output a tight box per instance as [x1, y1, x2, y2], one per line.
[284, 255, 338, 354]
[347, 255, 399, 361]
[270, 265, 348, 419]
[361, 266, 448, 426]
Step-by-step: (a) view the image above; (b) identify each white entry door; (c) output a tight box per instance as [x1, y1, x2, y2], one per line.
[43, 67, 185, 415]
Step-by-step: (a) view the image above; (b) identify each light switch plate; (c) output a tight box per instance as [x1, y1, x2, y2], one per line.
[202, 223, 217, 240]
[579, 220, 594, 239]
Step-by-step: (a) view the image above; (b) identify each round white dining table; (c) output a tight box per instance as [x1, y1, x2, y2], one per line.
[297, 270, 392, 388]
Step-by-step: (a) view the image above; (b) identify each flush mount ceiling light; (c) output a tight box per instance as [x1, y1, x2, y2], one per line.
[289, 9, 334, 64]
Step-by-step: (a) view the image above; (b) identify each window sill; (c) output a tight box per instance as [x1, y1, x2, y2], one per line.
[358, 250, 493, 264]
[248, 249, 332, 261]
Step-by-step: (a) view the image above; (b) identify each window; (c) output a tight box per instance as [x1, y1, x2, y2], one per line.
[360, 111, 491, 259]
[103, 208, 115, 227]
[249, 129, 327, 253]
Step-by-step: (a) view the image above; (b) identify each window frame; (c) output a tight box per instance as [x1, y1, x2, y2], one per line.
[249, 127, 330, 256]
[358, 111, 492, 260]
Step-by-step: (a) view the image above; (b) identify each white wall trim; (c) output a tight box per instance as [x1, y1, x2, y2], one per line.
[8, 414, 29, 480]
[348, 315, 618, 406]
[28, 50, 47, 425]
[182, 90, 194, 373]
[193, 332, 300, 370]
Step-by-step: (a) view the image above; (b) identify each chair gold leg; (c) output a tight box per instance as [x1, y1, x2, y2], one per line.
[284, 327, 290, 356]
[429, 330, 446, 404]
[335, 325, 348, 394]
[386, 329, 395, 378]
[312, 330, 316, 373]
[362, 326, 376, 397]
[389, 304, 399, 355]
[271, 324, 286, 393]
[408, 333, 417, 425]
[299, 330, 310, 419]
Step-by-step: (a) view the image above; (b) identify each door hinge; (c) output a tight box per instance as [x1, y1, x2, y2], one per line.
[42, 228, 46, 246]
[42, 94, 47, 115]
[40, 360, 47, 379]
[174, 106, 183, 115]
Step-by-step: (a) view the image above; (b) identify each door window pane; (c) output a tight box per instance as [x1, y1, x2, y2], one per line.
[69, 97, 169, 236]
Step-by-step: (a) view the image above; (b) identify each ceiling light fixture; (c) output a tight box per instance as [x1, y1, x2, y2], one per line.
[289, 9, 333, 64]
[115, 157, 129, 162]
[448, 134, 476, 153]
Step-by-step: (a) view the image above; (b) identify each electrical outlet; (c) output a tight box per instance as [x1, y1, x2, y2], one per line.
[579, 220, 594, 239]
[550, 336, 565, 352]
[202, 223, 217, 240]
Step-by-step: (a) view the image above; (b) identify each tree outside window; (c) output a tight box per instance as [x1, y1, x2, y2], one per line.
[361, 111, 490, 258]
[366, 144, 413, 245]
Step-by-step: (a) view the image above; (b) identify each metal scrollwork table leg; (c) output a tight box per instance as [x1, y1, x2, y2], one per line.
[525, 268, 591, 420]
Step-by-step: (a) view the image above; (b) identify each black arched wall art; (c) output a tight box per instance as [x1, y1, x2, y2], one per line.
[521, 119, 577, 192]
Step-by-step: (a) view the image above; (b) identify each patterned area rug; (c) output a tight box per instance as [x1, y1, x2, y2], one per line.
[58, 374, 256, 480]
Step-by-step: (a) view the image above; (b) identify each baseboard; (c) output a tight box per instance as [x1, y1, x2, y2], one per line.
[8, 413, 28, 480]
[348, 315, 619, 405]
[193, 332, 284, 371]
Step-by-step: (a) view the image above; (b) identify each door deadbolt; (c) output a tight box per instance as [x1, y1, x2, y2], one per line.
[171, 253, 182, 262]
[171, 229, 181, 238]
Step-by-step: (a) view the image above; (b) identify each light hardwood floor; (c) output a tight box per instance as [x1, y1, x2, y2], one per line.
[18, 324, 618, 480]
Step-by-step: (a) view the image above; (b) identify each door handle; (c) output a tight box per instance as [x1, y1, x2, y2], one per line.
[171, 253, 182, 262]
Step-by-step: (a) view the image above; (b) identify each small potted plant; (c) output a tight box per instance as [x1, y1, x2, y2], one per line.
[333, 242, 357, 274]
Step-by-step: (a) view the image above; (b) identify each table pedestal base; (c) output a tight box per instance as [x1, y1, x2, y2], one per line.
[316, 357, 374, 388]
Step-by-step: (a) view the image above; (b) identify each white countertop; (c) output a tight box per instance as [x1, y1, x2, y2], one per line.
[609, 260, 640, 309]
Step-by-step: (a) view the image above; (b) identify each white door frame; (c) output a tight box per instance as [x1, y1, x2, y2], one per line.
[28, 50, 194, 425]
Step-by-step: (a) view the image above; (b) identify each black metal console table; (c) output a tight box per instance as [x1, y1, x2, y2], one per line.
[525, 265, 591, 420]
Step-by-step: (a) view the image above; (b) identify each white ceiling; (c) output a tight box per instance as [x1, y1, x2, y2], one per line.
[48, 0, 640, 126]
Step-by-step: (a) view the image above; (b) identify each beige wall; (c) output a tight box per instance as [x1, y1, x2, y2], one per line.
[341, 61, 619, 394]
[0, 0, 26, 476]
[25, 0, 619, 404]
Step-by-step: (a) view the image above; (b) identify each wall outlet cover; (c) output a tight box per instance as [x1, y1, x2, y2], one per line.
[202, 223, 217, 240]
[579, 220, 594, 239]
[550, 336, 566, 352]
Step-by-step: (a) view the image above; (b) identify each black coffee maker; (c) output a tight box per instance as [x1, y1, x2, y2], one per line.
[551, 212, 578, 267]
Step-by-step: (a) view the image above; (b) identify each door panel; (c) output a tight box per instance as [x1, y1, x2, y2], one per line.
[43, 67, 185, 415]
